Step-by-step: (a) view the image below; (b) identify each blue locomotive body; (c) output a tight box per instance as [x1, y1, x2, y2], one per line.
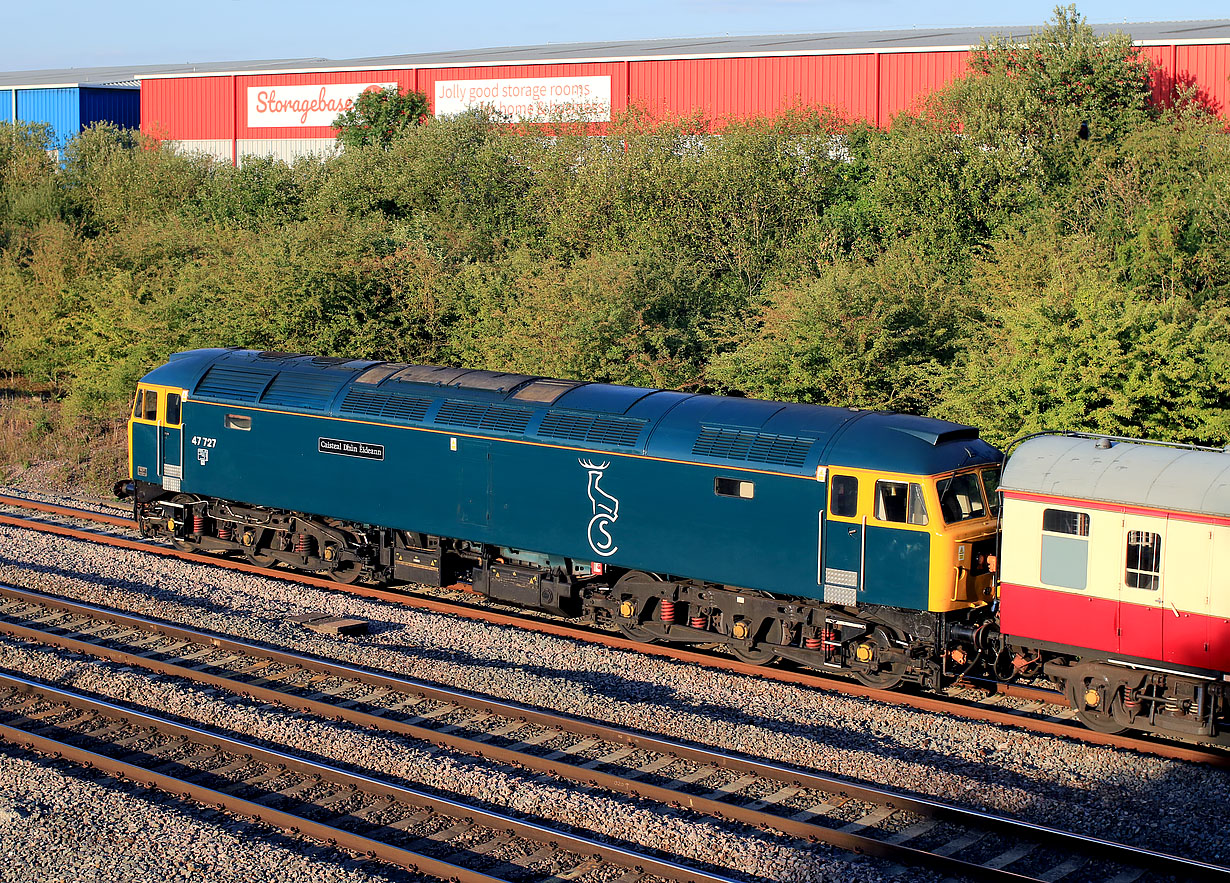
[124, 348, 1002, 683]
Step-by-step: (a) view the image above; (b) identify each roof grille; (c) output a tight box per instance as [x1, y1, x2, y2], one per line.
[538, 412, 644, 447]
[693, 426, 814, 467]
[260, 373, 341, 410]
[195, 366, 274, 402]
[435, 401, 532, 434]
[339, 388, 431, 423]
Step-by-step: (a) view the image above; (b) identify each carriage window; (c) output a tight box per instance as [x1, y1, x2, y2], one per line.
[165, 393, 182, 426]
[874, 480, 928, 525]
[1126, 531, 1162, 591]
[133, 390, 144, 418]
[715, 477, 754, 499]
[1040, 508, 1090, 590]
[142, 390, 158, 421]
[224, 414, 252, 431]
[1043, 508, 1089, 536]
[830, 475, 858, 517]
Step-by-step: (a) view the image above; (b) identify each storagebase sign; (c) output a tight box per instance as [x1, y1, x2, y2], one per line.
[248, 82, 398, 128]
[434, 76, 611, 122]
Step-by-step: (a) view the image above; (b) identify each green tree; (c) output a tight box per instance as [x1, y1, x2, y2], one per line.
[333, 86, 430, 150]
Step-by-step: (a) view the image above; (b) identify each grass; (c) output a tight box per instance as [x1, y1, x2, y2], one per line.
[0, 393, 128, 496]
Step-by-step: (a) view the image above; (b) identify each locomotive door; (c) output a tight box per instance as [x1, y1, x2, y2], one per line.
[130, 386, 160, 484]
[823, 473, 863, 605]
[1117, 514, 1166, 660]
[455, 440, 492, 527]
[160, 390, 183, 492]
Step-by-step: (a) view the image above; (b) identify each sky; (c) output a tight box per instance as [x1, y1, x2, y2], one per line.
[7, 0, 1229, 72]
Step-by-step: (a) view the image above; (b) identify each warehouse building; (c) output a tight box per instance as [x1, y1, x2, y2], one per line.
[137, 18, 1230, 166]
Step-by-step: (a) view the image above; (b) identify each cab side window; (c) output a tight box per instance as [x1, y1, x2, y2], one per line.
[830, 475, 858, 517]
[874, 480, 929, 526]
[140, 389, 158, 421]
[165, 393, 182, 426]
[132, 390, 144, 418]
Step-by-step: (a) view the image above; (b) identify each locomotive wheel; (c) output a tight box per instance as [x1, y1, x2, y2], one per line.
[242, 529, 278, 567]
[1065, 674, 1128, 735]
[729, 641, 777, 665]
[327, 560, 363, 584]
[168, 494, 203, 552]
[613, 571, 663, 644]
[852, 627, 907, 689]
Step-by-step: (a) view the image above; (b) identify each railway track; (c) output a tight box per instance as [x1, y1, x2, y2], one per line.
[0, 580, 1225, 883]
[0, 669, 738, 883]
[0, 491, 1225, 769]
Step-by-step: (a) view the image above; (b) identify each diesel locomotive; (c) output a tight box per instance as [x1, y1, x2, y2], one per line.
[115, 348, 1229, 741]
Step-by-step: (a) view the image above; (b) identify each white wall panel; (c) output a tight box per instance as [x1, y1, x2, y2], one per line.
[237, 138, 339, 164]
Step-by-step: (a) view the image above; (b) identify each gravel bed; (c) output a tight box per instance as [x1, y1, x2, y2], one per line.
[0, 744, 404, 883]
[0, 487, 1228, 878]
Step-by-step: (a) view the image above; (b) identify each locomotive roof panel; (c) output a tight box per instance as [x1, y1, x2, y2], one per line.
[146, 349, 1000, 472]
[822, 412, 1001, 475]
[1002, 435, 1230, 518]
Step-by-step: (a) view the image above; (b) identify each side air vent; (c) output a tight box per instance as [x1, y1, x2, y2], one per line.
[538, 412, 644, 447]
[435, 401, 532, 434]
[196, 366, 274, 402]
[339, 388, 431, 423]
[260, 373, 342, 410]
[692, 426, 814, 468]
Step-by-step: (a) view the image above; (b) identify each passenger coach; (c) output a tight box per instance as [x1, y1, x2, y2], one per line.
[999, 434, 1230, 735]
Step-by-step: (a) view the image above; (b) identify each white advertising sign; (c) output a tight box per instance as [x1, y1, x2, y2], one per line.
[434, 76, 611, 122]
[247, 82, 398, 128]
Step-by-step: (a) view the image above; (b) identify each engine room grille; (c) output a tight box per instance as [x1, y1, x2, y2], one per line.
[195, 367, 275, 402]
[339, 388, 431, 423]
[434, 401, 532, 434]
[538, 413, 644, 447]
[260, 373, 342, 410]
[692, 426, 814, 467]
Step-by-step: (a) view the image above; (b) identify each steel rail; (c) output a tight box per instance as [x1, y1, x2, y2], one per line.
[0, 669, 743, 883]
[0, 581, 1224, 883]
[0, 495, 1224, 767]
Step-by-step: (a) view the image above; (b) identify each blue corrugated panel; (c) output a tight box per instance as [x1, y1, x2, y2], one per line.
[16, 87, 79, 149]
[0, 91, 11, 124]
[80, 87, 139, 130]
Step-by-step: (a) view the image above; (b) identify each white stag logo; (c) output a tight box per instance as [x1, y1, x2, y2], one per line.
[580, 458, 619, 557]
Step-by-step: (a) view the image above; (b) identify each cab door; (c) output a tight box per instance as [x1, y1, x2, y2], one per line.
[160, 390, 183, 492]
[823, 473, 862, 605]
[130, 387, 161, 484]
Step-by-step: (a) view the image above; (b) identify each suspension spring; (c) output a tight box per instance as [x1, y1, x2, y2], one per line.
[295, 533, 314, 555]
[803, 635, 822, 650]
[216, 524, 233, 541]
[193, 513, 205, 534]
[689, 614, 707, 630]
[659, 598, 676, 623]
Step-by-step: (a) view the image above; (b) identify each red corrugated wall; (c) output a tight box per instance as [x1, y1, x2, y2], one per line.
[627, 54, 879, 123]
[142, 75, 234, 141]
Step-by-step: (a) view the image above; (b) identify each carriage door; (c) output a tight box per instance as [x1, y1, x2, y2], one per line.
[823, 474, 862, 605]
[160, 390, 184, 492]
[1118, 514, 1166, 660]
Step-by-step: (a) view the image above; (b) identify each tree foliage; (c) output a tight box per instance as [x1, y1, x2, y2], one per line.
[1, 6, 1227, 452]
[332, 86, 430, 150]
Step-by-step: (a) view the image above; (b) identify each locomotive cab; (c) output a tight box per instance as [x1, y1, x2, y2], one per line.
[823, 464, 1000, 614]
